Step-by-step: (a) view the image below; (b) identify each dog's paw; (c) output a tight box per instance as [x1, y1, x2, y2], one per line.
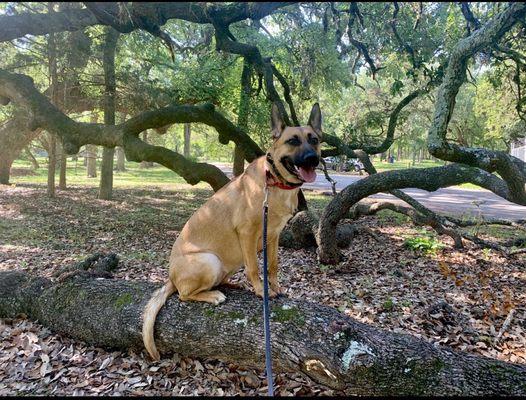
[255, 287, 278, 298]
[208, 290, 226, 305]
[269, 281, 283, 296]
[213, 292, 227, 305]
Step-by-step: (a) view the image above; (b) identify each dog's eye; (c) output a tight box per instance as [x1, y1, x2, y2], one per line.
[308, 137, 319, 145]
[286, 136, 301, 146]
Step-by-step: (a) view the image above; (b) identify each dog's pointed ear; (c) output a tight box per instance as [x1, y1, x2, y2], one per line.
[271, 103, 286, 139]
[308, 103, 322, 137]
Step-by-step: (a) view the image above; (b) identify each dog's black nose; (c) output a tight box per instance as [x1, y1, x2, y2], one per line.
[297, 152, 319, 168]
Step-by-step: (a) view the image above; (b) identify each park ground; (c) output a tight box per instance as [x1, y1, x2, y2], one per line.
[0, 160, 525, 395]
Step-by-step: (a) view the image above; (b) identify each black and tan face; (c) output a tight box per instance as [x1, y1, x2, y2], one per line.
[268, 103, 323, 184]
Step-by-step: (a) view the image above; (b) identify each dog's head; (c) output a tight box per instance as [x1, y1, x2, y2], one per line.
[267, 103, 323, 185]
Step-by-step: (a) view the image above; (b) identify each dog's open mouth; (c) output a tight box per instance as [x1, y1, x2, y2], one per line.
[281, 157, 317, 183]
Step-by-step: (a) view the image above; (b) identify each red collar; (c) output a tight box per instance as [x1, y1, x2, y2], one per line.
[265, 168, 300, 190]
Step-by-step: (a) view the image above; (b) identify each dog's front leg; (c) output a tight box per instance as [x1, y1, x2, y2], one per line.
[239, 231, 277, 298]
[268, 235, 283, 296]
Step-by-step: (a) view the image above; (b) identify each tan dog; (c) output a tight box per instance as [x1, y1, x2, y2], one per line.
[142, 103, 323, 360]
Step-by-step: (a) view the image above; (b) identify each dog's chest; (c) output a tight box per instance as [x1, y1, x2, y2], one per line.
[267, 189, 297, 229]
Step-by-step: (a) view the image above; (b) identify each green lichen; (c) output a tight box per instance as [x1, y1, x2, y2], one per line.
[271, 304, 305, 325]
[227, 310, 245, 320]
[433, 358, 445, 372]
[203, 308, 215, 318]
[114, 293, 133, 310]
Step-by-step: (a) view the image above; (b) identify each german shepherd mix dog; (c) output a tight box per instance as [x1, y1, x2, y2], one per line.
[142, 103, 322, 360]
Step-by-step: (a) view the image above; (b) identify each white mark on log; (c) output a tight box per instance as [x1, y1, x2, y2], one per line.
[334, 331, 345, 340]
[304, 359, 337, 380]
[233, 317, 248, 326]
[282, 304, 292, 310]
[341, 341, 374, 370]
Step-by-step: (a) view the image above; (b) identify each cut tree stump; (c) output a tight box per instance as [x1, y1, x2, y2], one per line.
[1, 270, 525, 395]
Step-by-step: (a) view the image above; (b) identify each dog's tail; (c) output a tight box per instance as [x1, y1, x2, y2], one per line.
[142, 280, 176, 361]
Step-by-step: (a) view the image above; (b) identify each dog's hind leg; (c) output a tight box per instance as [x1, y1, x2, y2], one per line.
[172, 252, 226, 305]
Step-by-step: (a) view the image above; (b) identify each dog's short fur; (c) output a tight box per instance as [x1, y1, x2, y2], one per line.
[142, 103, 323, 360]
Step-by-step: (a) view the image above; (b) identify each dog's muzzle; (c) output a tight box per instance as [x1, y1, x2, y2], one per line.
[280, 151, 319, 183]
[295, 151, 320, 169]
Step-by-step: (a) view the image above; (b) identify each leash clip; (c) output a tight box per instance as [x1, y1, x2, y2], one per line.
[263, 184, 269, 208]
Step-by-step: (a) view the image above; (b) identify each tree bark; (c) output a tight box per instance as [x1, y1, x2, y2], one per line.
[98, 27, 119, 200]
[0, 157, 11, 185]
[0, 3, 291, 43]
[234, 59, 252, 177]
[115, 147, 126, 172]
[1, 269, 525, 396]
[86, 144, 97, 178]
[46, 4, 58, 198]
[183, 123, 191, 159]
[99, 147, 114, 199]
[317, 164, 513, 264]
[58, 141, 67, 190]
[233, 145, 245, 177]
[46, 132, 56, 198]
[139, 131, 154, 168]
[0, 117, 40, 184]
[26, 146, 40, 170]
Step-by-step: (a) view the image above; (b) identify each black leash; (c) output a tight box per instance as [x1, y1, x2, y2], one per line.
[262, 185, 274, 396]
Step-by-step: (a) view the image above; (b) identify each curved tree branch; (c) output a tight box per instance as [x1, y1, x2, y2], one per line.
[0, 2, 295, 43]
[0, 68, 266, 191]
[347, 3, 382, 79]
[459, 2, 481, 35]
[390, 2, 419, 69]
[322, 87, 426, 156]
[427, 2, 526, 205]
[317, 164, 513, 264]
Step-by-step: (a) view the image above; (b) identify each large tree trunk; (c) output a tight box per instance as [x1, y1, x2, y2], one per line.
[234, 59, 251, 177]
[46, 132, 56, 198]
[86, 144, 97, 178]
[26, 147, 39, 170]
[183, 123, 191, 159]
[46, 7, 58, 198]
[98, 27, 119, 200]
[99, 147, 114, 199]
[0, 157, 11, 185]
[0, 268, 525, 396]
[115, 146, 126, 171]
[233, 144, 245, 177]
[58, 141, 67, 190]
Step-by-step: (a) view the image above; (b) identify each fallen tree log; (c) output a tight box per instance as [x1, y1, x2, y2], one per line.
[1, 269, 525, 395]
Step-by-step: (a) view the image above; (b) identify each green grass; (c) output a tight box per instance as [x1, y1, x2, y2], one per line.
[9, 157, 204, 189]
[303, 192, 332, 214]
[373, 158, 445, 172]
[463, 224, 524, 242]
[404, 229, 445, 255]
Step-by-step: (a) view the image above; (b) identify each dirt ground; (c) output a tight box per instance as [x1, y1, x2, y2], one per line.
[0, 184, 525, 396]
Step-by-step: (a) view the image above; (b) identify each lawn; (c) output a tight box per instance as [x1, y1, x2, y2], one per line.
[9, 157, 200, 189]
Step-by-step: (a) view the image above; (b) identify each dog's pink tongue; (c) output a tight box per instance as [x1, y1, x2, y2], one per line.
[298, 167, 317, 183]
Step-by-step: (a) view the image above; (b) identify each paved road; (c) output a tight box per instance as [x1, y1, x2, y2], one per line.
[217, 165, 525, 221]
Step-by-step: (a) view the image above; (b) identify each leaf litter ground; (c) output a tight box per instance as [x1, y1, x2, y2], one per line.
[0, 183, 524, 395]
